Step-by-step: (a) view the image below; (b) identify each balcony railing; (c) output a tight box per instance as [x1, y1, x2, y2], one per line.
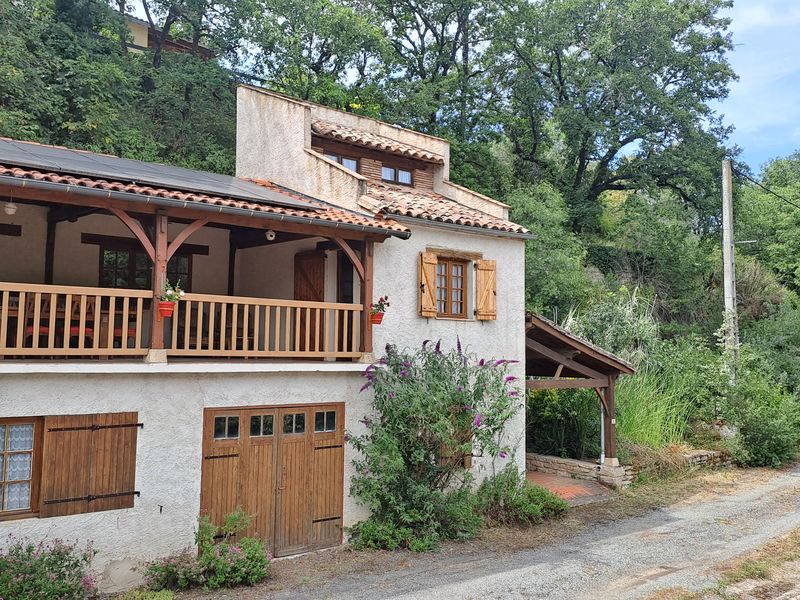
[0, 282, 151, 357]
[167, 293, 363, 359]
[0, 283, 363, 360]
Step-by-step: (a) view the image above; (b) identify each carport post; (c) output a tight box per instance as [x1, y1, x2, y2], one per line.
[603, 376, 618, 466]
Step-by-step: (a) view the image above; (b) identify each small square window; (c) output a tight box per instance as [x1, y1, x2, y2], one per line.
[314, 410, 337, 432]
[342, 158, 358, 171]
[397, 169, 412, 185]
[381, 166, 396, 181]
[213, 416, 239, 439]
[250, 415, 274, 437]
[283, 413, 305, 434]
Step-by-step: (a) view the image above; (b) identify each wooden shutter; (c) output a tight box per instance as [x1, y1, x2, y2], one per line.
[475, 259, 497, 321]
[40, 412, 139, 517]
[418, 252, 438, 318]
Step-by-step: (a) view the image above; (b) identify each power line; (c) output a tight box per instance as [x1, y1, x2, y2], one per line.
[733, 167, 800, 211]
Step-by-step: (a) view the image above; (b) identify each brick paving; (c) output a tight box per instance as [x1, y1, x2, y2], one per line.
[526, 470, 615, 506]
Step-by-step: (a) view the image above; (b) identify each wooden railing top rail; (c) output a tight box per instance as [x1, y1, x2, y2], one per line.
[181, 292, 363, 311]
[0, 282, 152, 298]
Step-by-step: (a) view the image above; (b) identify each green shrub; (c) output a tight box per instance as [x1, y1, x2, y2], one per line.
[144, 508, 270, 591]
[115, 590, 175, 600]
[475, 466, 568, 526]
[348, 341, 523, 550]
[0, 538, 97, 600]
[526, 388, 600, 459]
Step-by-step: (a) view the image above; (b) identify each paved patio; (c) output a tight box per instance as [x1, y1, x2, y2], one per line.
[526, 470, 615, 506]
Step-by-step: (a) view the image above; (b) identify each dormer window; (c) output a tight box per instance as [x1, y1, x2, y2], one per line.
[324, 153, 358, 173]
[382, 166, 413, 186]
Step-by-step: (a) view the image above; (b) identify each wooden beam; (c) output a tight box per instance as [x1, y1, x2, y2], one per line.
[227, 236, 237, 296]
[526, 377, 609, 390]
[150, 212, 168, 350]
[81, 233, 208, 256]
[47, 206, 98, 223]
[604, 376, 617, 460]
[360, 240, 374, 354]
[109, 207, 155, 262]
[331, 237, 365, 281]
[44, 219, 56, 285]
[167, 218, 208, 260]
[525, 337, 607, 380]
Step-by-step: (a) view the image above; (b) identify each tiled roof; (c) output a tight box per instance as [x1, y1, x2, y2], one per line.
[0, 165, 410, 236]
[364, 181, 529, 236]
[312, 120, 444, 164]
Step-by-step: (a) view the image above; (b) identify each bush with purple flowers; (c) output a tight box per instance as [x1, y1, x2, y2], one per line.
[0, 536, 97, 600]
[348, 340, 524, 550]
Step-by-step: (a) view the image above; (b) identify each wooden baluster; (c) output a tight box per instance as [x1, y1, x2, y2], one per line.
[242, 304, 249, 352]
[183, 301, 192, 350]
[323, 308, 330, 355]
[15, 292, 25, 350]
[208, 302, 216, 352]
[341, 308, 348, 355]
[47, 293, 57, 349]
[264, 305, 271, 353]
[252, 304, 259, 353]
[107, 297, 116, 349]
[219, 301, 227, 352]
[293, 307, 300, 353]
[196, 301, 204, 351]
[315, 308, 321, 353]
[304, 307, 311, 353]
[171, 299, 179, 350]
[62, 294, 71, 350]
[351, 309, 358, 355]
[332, 307, 339, 356]
[135, 297, 143, 350]
[78, 296, 87, 350]
[231, 303, 238, 352]
[32, 293, 41, 349]
[283, 306, 290, 353]
[0, 290, 9, 350]
[92, 295, 100, 350]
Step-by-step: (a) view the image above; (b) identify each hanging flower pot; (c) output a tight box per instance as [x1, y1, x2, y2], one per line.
[158, 301, 175, 318]
[370, 312, 384, 325]
[370, 295, 389, 325]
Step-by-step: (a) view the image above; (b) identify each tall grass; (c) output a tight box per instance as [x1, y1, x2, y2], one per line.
[615, 365, 693, 448]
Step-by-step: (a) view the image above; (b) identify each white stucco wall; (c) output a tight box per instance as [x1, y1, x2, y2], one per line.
[0, 364, 372, 591]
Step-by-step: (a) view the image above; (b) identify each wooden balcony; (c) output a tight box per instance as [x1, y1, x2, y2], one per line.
[0, 283, 363, 360]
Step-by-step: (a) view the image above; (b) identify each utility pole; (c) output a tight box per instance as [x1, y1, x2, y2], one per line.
[721, 159, 739, 353]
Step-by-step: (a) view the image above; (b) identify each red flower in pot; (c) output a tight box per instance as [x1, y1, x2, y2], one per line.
[158, 279, 184, 318]
[370, 296, 390, 325]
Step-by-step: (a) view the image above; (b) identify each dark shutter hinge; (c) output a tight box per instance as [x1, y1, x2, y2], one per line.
[44, 491, 140, 505]
[48, 422, 144, 433]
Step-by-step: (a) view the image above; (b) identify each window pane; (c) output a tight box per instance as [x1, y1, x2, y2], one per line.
[283, 414, 294, 434]
[4, 482, 30, 511]
[250, 415, 262, 437]
[315, 411, 325, 432]
[214, 417, 226, 439]
[342, 158, 358, 172]
[295, 413, 305, 433]
[381, 166, 395, 181]
[227, 417, 239, 438]
[0, 425, 5, 450]
[326, 411, 336, 432]
[398, 169, 412, 185]
[325, 153, 338, 162]
[263, 415, 273, 436]
[7, 453, 31, 480]
[135, 253, 149, 269]
[8, 425, 33, 451]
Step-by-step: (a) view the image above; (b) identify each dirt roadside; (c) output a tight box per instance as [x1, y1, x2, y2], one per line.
[177, 465, 800, 599]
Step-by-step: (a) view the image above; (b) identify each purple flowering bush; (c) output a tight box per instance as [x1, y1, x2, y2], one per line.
[348, 341, 523, 551]
[144, 508, 270, 591]
[0, 537, 97, 599]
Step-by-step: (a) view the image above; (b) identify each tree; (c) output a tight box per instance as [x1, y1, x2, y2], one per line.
[492, 0, 736, 230]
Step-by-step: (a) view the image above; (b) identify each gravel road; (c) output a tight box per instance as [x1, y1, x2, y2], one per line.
[263, 466, 800, 600]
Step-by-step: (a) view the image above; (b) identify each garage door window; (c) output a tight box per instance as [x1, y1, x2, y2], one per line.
[214, 416, 239, 439]
[314, 411, 336, 432]
[250, 415, 274, 437]
[282, 413, 305, 434]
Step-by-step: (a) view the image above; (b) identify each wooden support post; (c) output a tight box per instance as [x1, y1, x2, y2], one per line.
[44, 219, 56, 285]
[603, 376, 618, 465]
[360, 240, 374, 354]
[227, 237, 237, 296]
[149, 211, 168, 356]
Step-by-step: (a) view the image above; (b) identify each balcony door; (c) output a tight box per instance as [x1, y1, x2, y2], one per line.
[294, 251, 325, 353]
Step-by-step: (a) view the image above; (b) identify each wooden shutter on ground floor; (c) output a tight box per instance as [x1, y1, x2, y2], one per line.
[475, 259, 497, 321]
[419, 252, 438, 318]
[40, 412, 139, 517]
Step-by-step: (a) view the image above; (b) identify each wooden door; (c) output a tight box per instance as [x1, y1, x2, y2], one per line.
[294, 252, 325, 352]
[274, 407, 312, 556]
[200, 403, 343, 557]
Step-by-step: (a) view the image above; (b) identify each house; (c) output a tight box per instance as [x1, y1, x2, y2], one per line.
[124, 14, 214, 58]
[0, 87, 529, 590]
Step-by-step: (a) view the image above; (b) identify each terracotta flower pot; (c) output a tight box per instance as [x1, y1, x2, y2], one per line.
[158, 301, 175, 318]
[370, 312, 384, 325]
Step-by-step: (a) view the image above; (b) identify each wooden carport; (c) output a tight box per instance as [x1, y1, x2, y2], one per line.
[525, 313, 635, 466]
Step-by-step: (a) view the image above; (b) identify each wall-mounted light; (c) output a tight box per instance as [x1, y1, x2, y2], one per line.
[3, 201, 17, 216]
[264, 229, 276, 241]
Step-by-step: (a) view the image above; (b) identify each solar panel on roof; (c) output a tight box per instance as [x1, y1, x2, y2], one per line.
[0, 138, 318, 211]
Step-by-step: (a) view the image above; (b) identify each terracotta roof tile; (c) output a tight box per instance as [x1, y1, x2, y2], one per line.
[0, 165, 410, 236]
[312, 120, 444, 164]
[364, 181, 529, 235]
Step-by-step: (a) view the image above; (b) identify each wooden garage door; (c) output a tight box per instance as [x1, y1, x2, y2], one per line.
[200, 404, 344, 557]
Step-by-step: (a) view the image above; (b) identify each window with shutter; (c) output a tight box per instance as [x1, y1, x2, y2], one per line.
[475, 260, 497, 321]
[40, 412, 140, 518]
[0, 418, 43, 518]
[418, 252, 438, 318]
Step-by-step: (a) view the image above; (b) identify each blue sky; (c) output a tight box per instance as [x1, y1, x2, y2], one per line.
[721, 1, 800, 171]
